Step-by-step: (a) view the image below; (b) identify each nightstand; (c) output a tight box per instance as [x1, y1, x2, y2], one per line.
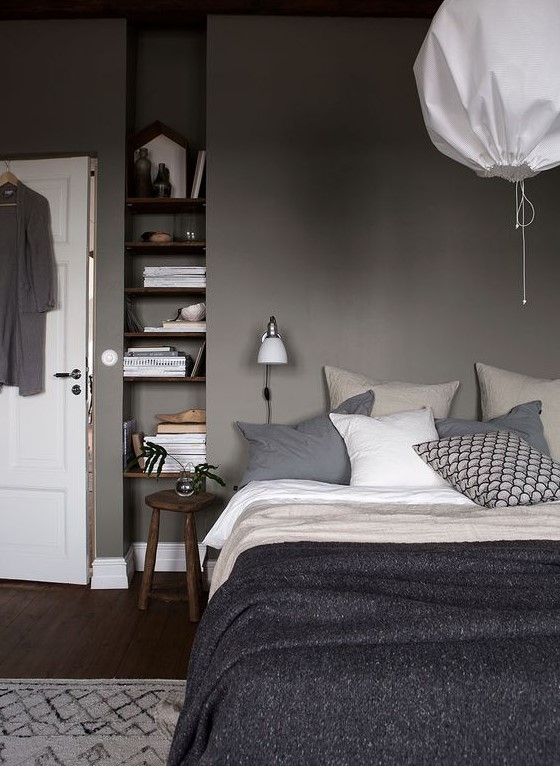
[138, 489, 215, 621]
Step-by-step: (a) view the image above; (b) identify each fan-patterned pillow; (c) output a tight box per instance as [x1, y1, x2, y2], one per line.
[413, 430, 560, 508]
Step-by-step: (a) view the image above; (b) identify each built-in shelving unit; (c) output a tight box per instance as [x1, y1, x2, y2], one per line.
[124, 194, 207, 478]
[123, 27, 207, 502]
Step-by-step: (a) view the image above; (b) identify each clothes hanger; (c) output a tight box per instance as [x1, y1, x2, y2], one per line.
[0, 161, 18, 206]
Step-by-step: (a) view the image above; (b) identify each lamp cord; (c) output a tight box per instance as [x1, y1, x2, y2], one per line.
[263, 364, 272, 424]
[515, 179, 535, 306]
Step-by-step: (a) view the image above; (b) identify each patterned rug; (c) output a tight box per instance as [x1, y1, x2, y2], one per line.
[0, 678, 186, 765]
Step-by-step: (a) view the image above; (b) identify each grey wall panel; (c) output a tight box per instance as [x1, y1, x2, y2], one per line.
[0, 19, 128, 558]
[206, 15, 560, 524]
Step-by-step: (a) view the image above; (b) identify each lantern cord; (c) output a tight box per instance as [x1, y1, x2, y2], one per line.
[515, 180, 535, 306]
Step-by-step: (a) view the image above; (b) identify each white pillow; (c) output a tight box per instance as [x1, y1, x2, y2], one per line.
[330, 409, 448, 487]
[476, 362, 560, 461]
[324, 366, 459, 418]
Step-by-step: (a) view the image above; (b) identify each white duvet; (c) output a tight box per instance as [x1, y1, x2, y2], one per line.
[203, 479, 477, 550]
[205, 480, 560, 596]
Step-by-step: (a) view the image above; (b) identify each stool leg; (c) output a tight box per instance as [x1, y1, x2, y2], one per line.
[184, 513, 201, 622]
[139, 508, 160, 610]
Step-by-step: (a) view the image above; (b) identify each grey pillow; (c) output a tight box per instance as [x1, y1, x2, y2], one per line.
[237, 390, 374, 487]
[414, 430, 560, 508]
[435, 401, 549, 455]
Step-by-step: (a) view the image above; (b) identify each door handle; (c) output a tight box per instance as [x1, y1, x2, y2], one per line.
[54, 368, 82, 380]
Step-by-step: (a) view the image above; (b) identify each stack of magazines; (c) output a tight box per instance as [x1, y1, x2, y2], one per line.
[123, 346, 192, 377]
[143, 433, 207, 472]
[143, 266, 206, 287]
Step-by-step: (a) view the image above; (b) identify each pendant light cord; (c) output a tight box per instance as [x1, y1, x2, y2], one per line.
[515, 180, 535, 306]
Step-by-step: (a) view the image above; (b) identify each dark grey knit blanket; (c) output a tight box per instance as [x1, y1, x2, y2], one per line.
[168, 540, 560, 766]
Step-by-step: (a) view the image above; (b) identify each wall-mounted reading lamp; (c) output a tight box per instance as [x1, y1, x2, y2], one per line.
[257, 315, 288, 423]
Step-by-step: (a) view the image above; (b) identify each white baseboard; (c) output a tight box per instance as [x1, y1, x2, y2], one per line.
[132, 542, 215, 590]
[90, 544, 216, 590]
[90, 546, 135, 590]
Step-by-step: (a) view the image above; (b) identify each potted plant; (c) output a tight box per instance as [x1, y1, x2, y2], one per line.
[140, 441, 225, 497]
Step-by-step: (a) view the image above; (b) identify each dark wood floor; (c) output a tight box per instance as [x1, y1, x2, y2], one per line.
[0, 573, 201, 679]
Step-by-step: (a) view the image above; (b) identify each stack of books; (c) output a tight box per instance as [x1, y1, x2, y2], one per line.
[142, 321, 206, 334]
[160, 320, 206, 332]
[144, 433, 207, 472]
[143, 266, 206, 287]
[123, 346, 192, 377]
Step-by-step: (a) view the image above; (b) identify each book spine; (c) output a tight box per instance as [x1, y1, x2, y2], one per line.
[131, 432, 146, 470]
[123, 418, 136, 469]
[124, 357, 186, 367]
[125, 350, 180, 357]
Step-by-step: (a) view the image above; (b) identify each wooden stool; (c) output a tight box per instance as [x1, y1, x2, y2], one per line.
[139, 489, 215, 621]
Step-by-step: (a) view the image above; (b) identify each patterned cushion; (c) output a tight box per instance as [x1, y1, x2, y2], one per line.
[414, 430, 560, 508]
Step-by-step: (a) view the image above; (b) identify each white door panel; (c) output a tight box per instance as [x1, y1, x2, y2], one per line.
[0, 157, 90, 584]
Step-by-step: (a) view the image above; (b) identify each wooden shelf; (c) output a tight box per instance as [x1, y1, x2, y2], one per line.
[124, 332, 206, 338]
[125, 241, 206, 254]
[126, 197, 205, 213]
[125, 287, 206, 295]
[123, 376, 206, 382]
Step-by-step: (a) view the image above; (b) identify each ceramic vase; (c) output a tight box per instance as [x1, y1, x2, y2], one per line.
[134, 147, 153, 197]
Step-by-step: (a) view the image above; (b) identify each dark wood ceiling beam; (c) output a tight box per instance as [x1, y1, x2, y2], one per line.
[0, 0, 442, 23]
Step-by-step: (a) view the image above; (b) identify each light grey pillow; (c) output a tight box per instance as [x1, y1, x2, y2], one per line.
[324, 365, 459, 418]
[237, 390, 374, 488]
[435, 401, 549, 455]
[414, 430, 560, 508]
[476, 362, 560, 462]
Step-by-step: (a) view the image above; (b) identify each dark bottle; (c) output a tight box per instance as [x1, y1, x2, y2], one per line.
[153, 163, 171, 197]
[134, 147, 153, 197]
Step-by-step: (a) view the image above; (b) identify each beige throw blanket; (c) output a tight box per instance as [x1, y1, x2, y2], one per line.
[210, 499, 560, 597]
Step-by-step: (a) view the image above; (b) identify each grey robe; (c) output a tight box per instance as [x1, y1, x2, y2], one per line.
[0, 182, 56, 395]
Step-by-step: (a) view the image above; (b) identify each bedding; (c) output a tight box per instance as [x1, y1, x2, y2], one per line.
[435, 399, 549, 454]
[209, 483, 560, 595]
[325, 365, 459, 417]
[171, 408, 560, 765]
[330, 408, 447, 488]
[415, 430, 560, 508]
[236, 390, 374, 487]
[476, 362, 560, 460]
[202, 478, 477, 551]
[170, 539, 560, 765]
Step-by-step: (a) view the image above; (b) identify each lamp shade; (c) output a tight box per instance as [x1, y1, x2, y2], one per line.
[257, 316, 288, 364]
[414, 0, 560, 182]
[258, 337, 287, 365]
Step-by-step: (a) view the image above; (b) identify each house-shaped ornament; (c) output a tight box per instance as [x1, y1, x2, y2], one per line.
[128, 121, 188, 198]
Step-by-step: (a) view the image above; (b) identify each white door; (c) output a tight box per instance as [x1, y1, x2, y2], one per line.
[0, 157, 90, 585]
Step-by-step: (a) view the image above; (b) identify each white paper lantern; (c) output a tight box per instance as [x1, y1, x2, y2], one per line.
[414, 0, 560, 182]
[414, 0, 560, 304]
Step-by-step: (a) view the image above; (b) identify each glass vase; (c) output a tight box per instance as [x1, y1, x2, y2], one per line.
[153, 162, 171, 197]
[175, 469, 195, 497]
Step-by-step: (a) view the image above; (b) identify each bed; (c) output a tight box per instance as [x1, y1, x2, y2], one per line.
[167, 365, 560, 766]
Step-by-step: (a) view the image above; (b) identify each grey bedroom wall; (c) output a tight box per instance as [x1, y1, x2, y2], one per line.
[206, 15, 560, 520]
[0, 20, 128, 558]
